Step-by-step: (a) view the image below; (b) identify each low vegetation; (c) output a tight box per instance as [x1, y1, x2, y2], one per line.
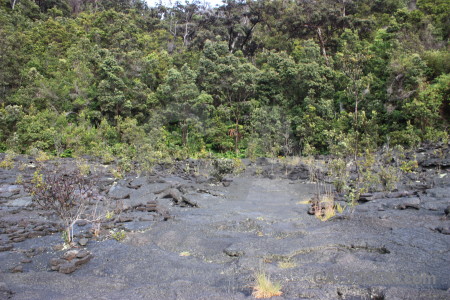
[110, 230, 127, 242]
[277, 259, 297, 269]
[252, 270, 283, 299]
[25, 166, 113, 243]
[0, 0, 448, 169]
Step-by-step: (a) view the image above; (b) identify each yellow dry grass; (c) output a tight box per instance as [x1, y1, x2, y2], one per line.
[252, 271, 283, 298]
[277, 260, 297, 269]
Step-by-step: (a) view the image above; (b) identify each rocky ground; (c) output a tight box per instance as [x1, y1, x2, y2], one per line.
[0, 144, 449, 300]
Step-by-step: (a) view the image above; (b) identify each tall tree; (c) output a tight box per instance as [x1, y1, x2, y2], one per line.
[199, 41, 259, 153]
[95, 49, 129, 122]
[158, 64, 212, 148]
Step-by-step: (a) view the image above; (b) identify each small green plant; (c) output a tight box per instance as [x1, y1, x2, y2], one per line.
[18, 162, 27, 171]
[0, 152, 15, 169]
[184, 162, 191, 174]
[35, 150, 51, 162]
[111, 168, 123, 179]
[328, 158, 348, 193]
[105, 210, 115, 220]
[345, 186, 364, 207]
[255, 166, 263, 176]
[76, 158, 91, 176]
[335, 202, 345, 214]
[179, 251, 191, 257]
[211, 158, 235, 181]
[232, 158, 246, 174]
[61, 230, 70, 245]
[379, 165, 400, 191]
[304, 156, 318, 182]
[117, 157, 133, 173]
[110, 229, 126, 241]
[252, 270, 283, 298]
[400, 159, 419, 173]
[30, 170, 45, 192]
[101, 151, 115, 164]
[60, 149, 73, 158]
[15, 174, 23, 184]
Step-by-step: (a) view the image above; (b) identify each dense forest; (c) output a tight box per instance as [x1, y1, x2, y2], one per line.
[0, 0, 449, 171]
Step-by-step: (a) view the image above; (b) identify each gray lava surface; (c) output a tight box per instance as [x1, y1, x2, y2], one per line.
[0, 153, 449, 300]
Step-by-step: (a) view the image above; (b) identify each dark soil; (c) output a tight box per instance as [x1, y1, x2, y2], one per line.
[0, 147, 449, 300]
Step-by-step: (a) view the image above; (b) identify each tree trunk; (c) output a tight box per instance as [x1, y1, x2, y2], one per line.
[316, 27, 330, 66]
[11, 0, 17, 10]
[353, 91, 360, 182]
[183, 23, 189, 47]
[234, 120, 239, 154]
[182, 121, 188, 147]
[408, 0, 417, 10]
[340, 0, 346, 17]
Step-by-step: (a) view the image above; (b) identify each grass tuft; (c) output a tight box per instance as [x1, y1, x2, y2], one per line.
[277, 260, 296, 269]
[252, 270, 283, 298]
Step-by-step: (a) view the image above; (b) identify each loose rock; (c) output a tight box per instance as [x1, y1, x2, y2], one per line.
[0, 244, 13, 252]
[10, 265, 23, 273]
[58, 262, 77, 274]
[78, 238, 89, 246]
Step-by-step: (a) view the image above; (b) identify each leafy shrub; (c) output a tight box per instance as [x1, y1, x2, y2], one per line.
[211, 158, 235, 181]
[400, 159, 418, 173]
[0, 151, 16, 169]
[379, 165, 401, 191]
[15, 109, 64, 153]
[60, 149, 73, 158]
[35, 149, 52, 162]
[328, 158, 348, 193]
[76, 158, 91, 176]
[388, 122, 421, 148]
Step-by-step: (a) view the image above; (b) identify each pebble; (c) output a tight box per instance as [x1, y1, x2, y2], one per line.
[10, 265, 23, 273]
[78, 238, 88, 246]
[12, 237, 26, 243]
[52, 244, 64, 251]
[63, 250, 79, 261]
[50, 258, 66, 266]
[58, 262, 77, 274]
[76, 250, 90, 258]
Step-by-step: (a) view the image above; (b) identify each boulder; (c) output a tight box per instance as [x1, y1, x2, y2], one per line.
[108, 185, 131, 200]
